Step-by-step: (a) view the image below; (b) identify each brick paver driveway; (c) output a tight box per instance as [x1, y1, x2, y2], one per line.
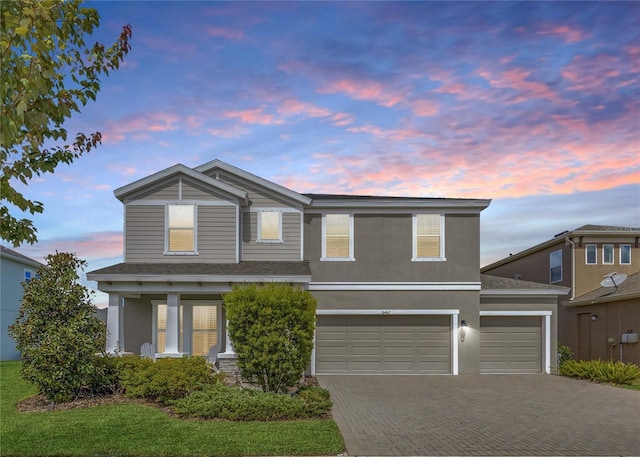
[318, 375, 640, 456]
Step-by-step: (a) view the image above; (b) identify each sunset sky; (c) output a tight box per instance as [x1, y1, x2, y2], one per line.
[8, 1, 640, 307]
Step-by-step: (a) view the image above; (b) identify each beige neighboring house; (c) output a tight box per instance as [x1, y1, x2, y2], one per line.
[87, 159, 568, 375]
[482, 225, 640, 365]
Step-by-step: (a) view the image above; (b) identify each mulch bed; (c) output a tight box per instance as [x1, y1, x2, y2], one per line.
[16, 393, 161, 413]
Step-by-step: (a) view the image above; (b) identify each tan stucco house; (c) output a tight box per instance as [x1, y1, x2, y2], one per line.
[88, 159, 567, 375]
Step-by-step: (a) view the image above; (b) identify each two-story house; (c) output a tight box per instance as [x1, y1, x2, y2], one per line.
[1, 246, 43, 360]
[482, 225, 640, 365]
[88, 159, 567, 375]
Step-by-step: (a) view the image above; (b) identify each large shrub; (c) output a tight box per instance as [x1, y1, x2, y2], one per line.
[560, 359, 640, 385]
[170, 385, 332, 421]
[224, 283, 317, 393]
[9, 252, 107, 402]
[118, 356, 221, 402]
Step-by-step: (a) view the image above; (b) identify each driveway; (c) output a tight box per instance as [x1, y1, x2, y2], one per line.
[318, 375, 640, 456]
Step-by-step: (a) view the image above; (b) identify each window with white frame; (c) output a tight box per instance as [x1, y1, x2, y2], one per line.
[154, 302, 217, 355]
[603, 244, 614, 265]
[550, 249, 562, 283]
[166, 204, 196, 253]
[413, 214, 444, 260]
[585, 244, 597, 265]
[322, 213, 354, 260]
[257, 210, 282, 242]
[620, 244, 631, 265]
[156, 304, 168, 353]
[191, 305, 218, 356]
[24, 269, 34, 283]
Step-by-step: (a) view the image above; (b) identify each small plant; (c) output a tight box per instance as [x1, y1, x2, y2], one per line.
[560, 359, 640, 385]
[119, 356, 222, 402]
[557, 344, 574, 367]
[170, 384, 332, 421]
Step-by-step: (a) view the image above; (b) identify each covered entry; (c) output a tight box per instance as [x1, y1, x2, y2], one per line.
[480, 312, 550, 373]
[315, 311, 456, 375]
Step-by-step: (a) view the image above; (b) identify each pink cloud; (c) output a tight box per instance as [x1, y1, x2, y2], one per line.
[222, 107, 284, 125]
[537, 24, 590, 43]
[561, 54, 633, 93]
[330, 112, 356, 126]
[17, 232, 124, 263]
[206, 27, 244, 41]
[207, 125, 251, 138]
[318, 79, 404, 107]
[476, 67, 556, 101]
[411, 99, 439, 117]
[277, 99, 332, 118]
[101, 112, 180, 143]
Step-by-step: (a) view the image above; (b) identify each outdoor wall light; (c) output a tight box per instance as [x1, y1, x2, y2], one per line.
[460, 320, 468, 342]
[591, 314, 598, 321]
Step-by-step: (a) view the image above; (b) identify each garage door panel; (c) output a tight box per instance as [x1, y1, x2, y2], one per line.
[316, 315, 452, 374]
[480, 316, 541, 374]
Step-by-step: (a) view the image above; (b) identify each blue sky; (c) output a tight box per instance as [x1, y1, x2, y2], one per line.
[8, 1, 640, 307]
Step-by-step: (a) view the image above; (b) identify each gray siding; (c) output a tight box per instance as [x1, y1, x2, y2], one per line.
[241, 211, 301, 261]
[215, 171, 296, 208]
[305, 213, 481, 283]
[125, 205, 237, 263]
[133, 179, 180, 201]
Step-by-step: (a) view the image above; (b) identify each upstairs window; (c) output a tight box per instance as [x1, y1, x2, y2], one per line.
[322, 213, 354, 260]
[585, 244, 597, 265]
[257, 210, 282, 243]
[603, 244, 614, 265]
[550, 249, 562, 283]
[413, 214, 444, 261]
[24, 269, 34, 283]
[166, 204, 196, 253]
[620, 244, 631, 265]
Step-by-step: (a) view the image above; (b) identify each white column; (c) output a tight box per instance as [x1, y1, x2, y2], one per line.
[164, 293, 180, 354]
[545, 314, 551, 374]
[106, 293, 121, 354]
[221, 319, 235, 355]
[452, 313, 459, 375]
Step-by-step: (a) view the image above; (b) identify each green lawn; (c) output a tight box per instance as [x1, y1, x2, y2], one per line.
[0, 361, 344, 456]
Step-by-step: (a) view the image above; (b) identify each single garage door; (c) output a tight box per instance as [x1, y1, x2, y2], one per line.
[316, 315, 451, 374]
[480, 316, 542, 373]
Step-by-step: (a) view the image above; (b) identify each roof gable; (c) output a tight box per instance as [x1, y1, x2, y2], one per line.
[0, 246, 43, 268]
[195, 159, 311, 206]
[114, 164, 248, 204]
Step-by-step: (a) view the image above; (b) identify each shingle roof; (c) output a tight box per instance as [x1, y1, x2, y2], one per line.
[88, 261, 311, 278]
[481, 274, 569, 292]
[569, 271, 640, 306]
[573, 224, 640, 232]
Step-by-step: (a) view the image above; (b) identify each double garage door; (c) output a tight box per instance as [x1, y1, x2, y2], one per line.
[315, 314, 543, 374]
[316, 315, 452, 374]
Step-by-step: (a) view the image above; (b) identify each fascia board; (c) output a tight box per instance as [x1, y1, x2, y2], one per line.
[306, 198, 491, 213]
[0, 251, 43, 268]
[87, 273, 312, 283]
[195, 159, 312, 205]
[114, 164, 248, 203]
[564, 292, 640, 307]
[480, 287, 570, 297]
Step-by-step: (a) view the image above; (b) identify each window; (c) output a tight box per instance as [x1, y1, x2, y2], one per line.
[156, 304, 167, 353]
[585, 244, 597, 265]
[257, 210, 282, 242]
[603, 244, 614, 265]
[24, 269, 34, 283]
[166, 204, 196, 253]
[620, 244, 631, 265]
[413, 214, 444, 260]
[550, 249, 562, 283]
[322, 214, 354, 260]
[192, 305, 218, 356]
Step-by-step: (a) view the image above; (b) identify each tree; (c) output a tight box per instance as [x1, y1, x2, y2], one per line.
[224, 283, 317, 393]
[1, 1, 132, 246]
[9, 252, 108, 403]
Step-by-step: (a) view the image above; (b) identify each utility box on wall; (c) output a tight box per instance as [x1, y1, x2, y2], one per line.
[622, 333, 638, 344]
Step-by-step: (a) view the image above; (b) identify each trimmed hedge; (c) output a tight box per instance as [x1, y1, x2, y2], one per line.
[560, 359, 640, 385]
[169, 385, 332, 421]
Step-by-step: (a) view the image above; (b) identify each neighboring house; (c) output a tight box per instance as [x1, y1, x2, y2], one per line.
[87, 159, 568, 375]
[482, 225, 640, 365]
[0, 246, 43, 361]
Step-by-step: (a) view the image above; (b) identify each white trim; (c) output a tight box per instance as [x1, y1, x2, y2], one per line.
[317, 308, 460, 315]
[106, 293, 121, 354]
[412, 213, 446, 261]
[245, 207, 301, 214]
[620, 244, 631, 265]
[306, 198, 491, 212]
[310, 282, 480, 291]
[452, 313, 459, 375]
[585, 244, 597, 265]
[300, 212, 304, 261]
[256, 209, 283, 243]
[235, 205, 240, 263]
[479, 310, 552, 374]
[126, 199, 237, 207]
[310, 327, 317, 376]
[164, 203, 198, 255]
[178, 177, 183, 200]
[321, 213, 355, 261]
[602, 244, 614, 265]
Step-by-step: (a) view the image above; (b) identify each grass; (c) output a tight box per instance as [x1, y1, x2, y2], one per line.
[622, 379, 640, 391]
[0, 361, 344, 456]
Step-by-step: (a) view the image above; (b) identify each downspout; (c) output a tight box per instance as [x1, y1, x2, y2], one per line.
[565, 237, 576, 300]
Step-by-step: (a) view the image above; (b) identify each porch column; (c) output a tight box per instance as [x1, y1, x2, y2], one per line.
[164, 293, 180, 354]
[221, 319, 235, 355]
[106, 293, 121, 354]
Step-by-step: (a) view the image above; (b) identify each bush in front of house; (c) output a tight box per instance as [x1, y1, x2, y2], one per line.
[169, 384, 332, 421]
[557, 344, 574, 368]
[560, 359, 640, 385]
[119, 356, 222, 402]
[224, 283, 317, 393]
[9, 252, 109, 403]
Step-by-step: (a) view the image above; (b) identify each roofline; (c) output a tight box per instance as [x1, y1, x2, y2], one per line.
[113, 164, 248, 203]
[307, 197, 491, 212]
[87, 273, 312, 283]
[194, 159, 312, 205]
[482, 226, 640, 272]
[564, 291, 640, 307]
[481, 287, 570, 297]
[0, 246, 43, 268]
